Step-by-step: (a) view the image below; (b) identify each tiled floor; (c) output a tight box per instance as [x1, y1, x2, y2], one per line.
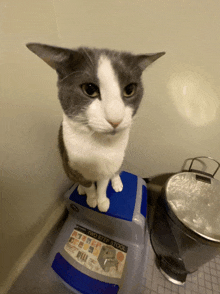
[142, 235, 220, 294]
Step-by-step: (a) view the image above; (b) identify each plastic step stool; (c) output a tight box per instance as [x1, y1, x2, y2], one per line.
[50, 171, 149, 294]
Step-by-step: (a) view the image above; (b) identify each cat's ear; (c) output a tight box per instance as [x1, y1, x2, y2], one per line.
[26, 43, 73, 71]
[136, 52, 165, 71]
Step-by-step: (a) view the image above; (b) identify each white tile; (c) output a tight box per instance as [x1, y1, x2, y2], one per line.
[197, 272, 204, 279]
[158, 285, 164, 294]
[212, 283, 220, 292]
[198, 286, 206, 294]
[198, 278, 204, 287]
[205, 280, 212, 290]
[204, 266, 210, 274]
[186, 281, 193, 290]
[211, 268, 217, 276]
[210, 261, 216, 269]
[164, 288, 171, 294]
[151, 281, 158, 291]
[178, 286, 185, 294]
[143, 287, 151, 294]
[171, 283, 179, 292]
[205, 273, 211, 281]
[211, 276, 218, 284]
[191, 275, 198, 284]
[164, 280, 172, 289]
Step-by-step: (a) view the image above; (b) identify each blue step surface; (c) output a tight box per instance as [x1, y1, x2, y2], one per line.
[69, 171, 139, 222]
[52, 253, 119, 294]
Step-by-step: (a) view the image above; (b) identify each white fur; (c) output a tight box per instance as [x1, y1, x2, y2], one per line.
[62, 114, 131, 181]
[62, 54, 133, 211]
[97, 55, 125, 124]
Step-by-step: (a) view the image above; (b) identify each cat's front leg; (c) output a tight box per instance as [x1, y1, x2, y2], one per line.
[77, 185, 86, 195]
[97, 178, 110, 212]
[78, 183, 97, 208]
[111, 174, 123, 192]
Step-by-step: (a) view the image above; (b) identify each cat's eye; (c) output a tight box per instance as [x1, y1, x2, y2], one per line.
[123, 83, 137, 98]
[81, 83, 100, 98]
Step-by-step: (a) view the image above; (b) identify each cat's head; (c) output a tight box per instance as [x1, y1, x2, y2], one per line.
[26, 43, 165, 134]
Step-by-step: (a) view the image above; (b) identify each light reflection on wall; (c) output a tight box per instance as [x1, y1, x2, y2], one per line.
[168, 69, 219, 126]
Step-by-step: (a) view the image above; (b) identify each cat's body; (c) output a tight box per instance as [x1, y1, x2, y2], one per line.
[62, 114, 129, 182]
[27, 43, 165, 212]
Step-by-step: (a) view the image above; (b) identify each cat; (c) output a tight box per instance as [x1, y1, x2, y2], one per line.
[26, 43, 165, 212]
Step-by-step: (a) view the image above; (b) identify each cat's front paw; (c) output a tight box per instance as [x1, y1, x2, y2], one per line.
[111, 175, 123, 192]
[98, 198, 110, 212]
[77, 185, 86, 195]
[86, 197, 98, 208]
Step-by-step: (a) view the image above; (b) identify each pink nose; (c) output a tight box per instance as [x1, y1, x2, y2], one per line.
[107, 120, 121, 129]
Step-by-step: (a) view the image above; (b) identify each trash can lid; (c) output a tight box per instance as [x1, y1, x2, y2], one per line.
[165, 172, 220, 242]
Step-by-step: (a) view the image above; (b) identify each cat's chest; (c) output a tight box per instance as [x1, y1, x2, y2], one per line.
[62, 121, 130, 179]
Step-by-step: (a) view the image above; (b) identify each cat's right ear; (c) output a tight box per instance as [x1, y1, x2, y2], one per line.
[26, 43, 73, 71]
[136, 52, 166, 71]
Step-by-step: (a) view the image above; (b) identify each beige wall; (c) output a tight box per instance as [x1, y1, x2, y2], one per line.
[1, 0, 220, 285]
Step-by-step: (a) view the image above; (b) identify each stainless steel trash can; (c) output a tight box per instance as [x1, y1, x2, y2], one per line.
[150, 157, 220, 285]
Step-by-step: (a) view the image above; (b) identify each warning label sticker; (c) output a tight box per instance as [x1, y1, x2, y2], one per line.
[64, 225, 128, 279]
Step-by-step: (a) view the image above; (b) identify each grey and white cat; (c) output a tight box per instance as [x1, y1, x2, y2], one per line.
[26, 43, 165, 212]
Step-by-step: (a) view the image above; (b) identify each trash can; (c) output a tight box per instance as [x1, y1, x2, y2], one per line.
[150, 157, 220, 285]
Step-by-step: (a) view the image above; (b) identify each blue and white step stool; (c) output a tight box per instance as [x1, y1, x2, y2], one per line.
[50, 171, 149, 294]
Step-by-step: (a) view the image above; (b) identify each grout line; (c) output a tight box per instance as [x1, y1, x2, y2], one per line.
[1, 200, 66, 294]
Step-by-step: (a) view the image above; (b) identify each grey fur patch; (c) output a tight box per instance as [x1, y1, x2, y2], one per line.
[58, 124, 92, 187]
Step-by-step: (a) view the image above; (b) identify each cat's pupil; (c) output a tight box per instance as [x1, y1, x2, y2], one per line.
[85, 84, 96, 95]
[82, 83, 99, 98]
[124, 83, 136, 97]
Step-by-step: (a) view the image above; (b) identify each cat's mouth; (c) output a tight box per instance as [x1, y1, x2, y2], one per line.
[86, 121, 130, 135]
[105, 127, 128, 136]
[91, 127, 121, 136]
[94, 129, 118, 135]
[108, 130, 117, 135]
[97, 125, 130, 135]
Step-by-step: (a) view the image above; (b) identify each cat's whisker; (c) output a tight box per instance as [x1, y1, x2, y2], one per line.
[59, 71, 86, 82]
[81, 47, 95, 69]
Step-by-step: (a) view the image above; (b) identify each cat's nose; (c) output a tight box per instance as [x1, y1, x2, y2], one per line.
[107, 120, 121, 129]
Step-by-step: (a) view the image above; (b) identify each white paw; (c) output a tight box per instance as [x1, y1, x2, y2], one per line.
[98, 198, 110, 212]
[77, 185, 86, 195]
[86, 197, 98, 208]
[111, 176, 123, 192]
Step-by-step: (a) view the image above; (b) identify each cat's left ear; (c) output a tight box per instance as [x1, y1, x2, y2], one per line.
[136, 52, 166, 71]
[26, 43, 73, 71]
